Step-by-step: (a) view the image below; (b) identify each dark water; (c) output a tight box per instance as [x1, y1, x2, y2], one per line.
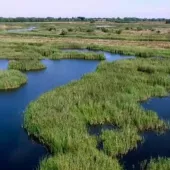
[0, 51, 131, 170]
[0, 59, 99, 170]
[121, 96, 170, 170]
[88, 124, 116, 136]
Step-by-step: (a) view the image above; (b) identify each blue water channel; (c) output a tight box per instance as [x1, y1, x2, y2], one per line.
[0, 51, 132, 170]
[121, 96, 170, 170]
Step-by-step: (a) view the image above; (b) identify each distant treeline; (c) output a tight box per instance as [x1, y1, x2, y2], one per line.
[166, 20, 170, 24]
[0, 17, 169, 23]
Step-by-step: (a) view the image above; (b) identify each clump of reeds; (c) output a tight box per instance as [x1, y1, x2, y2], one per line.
[0, 70, 27, 90]
[147, 157, 170, 170]
[49, 51, 105, 60]
[8, 60, 46, 71]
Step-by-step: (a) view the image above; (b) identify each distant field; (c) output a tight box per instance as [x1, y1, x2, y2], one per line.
[1, 21, 170, 41]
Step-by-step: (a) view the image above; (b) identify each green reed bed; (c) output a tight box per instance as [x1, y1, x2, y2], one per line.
[101, 127, 142, 157]
[0, 70, 27, 90]
[49, 51, 105, 60]
[24, 57, 170, 170]
[86, 44, 170, 58]
[147, 158, 170, 170]
[8, 60, 46, 71]
[1, 41, 170, 60]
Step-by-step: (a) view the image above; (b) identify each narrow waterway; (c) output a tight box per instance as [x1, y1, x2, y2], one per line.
[0, 51, 132, 170]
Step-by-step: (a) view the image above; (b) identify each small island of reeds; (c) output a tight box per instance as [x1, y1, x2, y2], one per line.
[8, 60, 46, 71]
[0, 70, 27, 90]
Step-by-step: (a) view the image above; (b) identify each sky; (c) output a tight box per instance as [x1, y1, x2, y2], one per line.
[0, 0, 170, 18]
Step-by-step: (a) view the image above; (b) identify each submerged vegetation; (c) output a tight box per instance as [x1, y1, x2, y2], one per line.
[24, 57, 170, 169]
[0, 70, 27, 90]
[8, 60, 46, 71]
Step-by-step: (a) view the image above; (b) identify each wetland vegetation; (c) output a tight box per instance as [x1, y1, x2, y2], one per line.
[0, 70, 27, 90]
[0, 20, 170, 169]
[8, 60, 46, 71]
[24, 57, 170, 169]
[147, 158, 170, 170]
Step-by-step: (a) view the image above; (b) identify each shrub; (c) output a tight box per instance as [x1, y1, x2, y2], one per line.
[86, 28, 95, 33]
[166, 20, 170, 24]
[150, 28, 155, 32]
[47, 25, 56, 31]
[137, 27, 143, 31]
[101, 27, 109, 33]
[116, 29, 122, 34]
[60, 29, 68, 35]
[68, 28, 73, 32]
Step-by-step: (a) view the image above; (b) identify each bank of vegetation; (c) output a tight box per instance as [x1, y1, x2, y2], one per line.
[0, 70, 27, 90]
[1, 41, 170, 61]
[24, 57, 170, 169]
[49, 51, 105, 60]
[8, 60, 46, 71]
[147, 158, 170, 170]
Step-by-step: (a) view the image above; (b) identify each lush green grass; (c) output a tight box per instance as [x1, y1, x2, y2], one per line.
[1, 21, 170, 169]
[147, 158, 170, 170]
[86, 44, 170, 58]
[0, 70, 27, 90]
[24, 57, 170, 169]
[49, 51, 105, 60]
[101, 127, 142, 157]
[1, 38, 170, 60]
[8, 60, 46, 71]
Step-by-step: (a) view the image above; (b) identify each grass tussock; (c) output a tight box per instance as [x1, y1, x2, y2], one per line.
[0, 70, 27, 90]
[8, 60, 46, 71]
[101, 127, 142, 156]
[147, 158, 170, 170]
[24, 57, 170, 169]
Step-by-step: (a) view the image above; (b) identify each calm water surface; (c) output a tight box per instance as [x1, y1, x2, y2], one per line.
[122, 96, 170, 170]
[0, 51, 131, 170]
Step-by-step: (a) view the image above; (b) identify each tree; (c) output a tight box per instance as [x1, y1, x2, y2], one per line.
[166, 20, 170, 24]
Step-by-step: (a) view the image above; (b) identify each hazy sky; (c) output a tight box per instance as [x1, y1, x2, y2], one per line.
[0, 0, 170, 18]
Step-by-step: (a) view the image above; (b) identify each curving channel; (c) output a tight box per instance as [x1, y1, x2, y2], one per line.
[0, 51, 132, 170]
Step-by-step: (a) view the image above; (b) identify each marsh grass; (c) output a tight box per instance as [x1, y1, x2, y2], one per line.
[8, 60, 46, 71]
[147, 158, 170, 170]
[101, 127, 142, 157]
[24, 57, 170, 169]
[86, 44, 170, 58]
[49, 51, 105, 60]
[0, 70, 27, 90]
